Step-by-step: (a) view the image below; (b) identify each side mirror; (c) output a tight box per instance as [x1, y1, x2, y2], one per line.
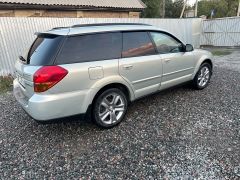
[185, 44, 194, 52]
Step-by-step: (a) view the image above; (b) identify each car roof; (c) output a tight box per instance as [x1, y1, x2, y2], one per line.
[41, 23, 165, 36]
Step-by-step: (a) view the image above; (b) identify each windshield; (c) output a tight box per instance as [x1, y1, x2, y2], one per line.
[27, 34, 64, 65]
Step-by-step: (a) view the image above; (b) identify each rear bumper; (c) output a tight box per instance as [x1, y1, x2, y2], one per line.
[13, 79, 92, 121]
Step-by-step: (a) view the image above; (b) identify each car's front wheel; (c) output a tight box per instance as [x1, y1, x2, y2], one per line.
[193, 62, 212, 90]
[92, 88, 128, 128]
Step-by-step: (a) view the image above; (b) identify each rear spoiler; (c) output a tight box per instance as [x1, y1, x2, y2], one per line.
[35, 27, 70, 36]
[34, 32, 62, 38]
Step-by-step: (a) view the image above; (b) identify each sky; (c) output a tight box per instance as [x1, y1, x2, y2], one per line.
[173, 0, 197, 6]
[188, 0, 197, 6]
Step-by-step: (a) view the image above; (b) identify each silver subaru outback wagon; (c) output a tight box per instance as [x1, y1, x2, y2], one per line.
[14, 23, 213, 128]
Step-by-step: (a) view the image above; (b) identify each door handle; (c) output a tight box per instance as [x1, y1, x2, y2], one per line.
[123, 65, 133, 70]
[164, 59, 171, 63]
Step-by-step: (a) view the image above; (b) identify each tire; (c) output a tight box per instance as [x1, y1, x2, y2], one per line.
[193, 63, 212, 90]
[92, 88, 128, 128]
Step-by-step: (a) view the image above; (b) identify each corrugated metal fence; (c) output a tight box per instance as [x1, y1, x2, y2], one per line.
[0, 17, 202, 76]
[201, 17, 240, 47]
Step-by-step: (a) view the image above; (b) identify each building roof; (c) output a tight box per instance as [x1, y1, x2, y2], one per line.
[0, 0, 146, 9]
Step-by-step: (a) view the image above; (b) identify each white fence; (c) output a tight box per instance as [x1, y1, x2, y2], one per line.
[0, 17, 202, 76]
[201, 17, 240, 47]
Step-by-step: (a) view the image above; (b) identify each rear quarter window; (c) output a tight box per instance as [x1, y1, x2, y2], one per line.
[28, 34, 64, 65]
[56, 32, 122, 64]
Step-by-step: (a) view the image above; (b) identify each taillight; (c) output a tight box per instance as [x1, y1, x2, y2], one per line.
[33, 66, 68, 93]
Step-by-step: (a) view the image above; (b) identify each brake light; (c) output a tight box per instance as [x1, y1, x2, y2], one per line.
[33, 66, 68, 93]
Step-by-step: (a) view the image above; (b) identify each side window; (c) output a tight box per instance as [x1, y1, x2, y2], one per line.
[150, 32, 183, 54]
[57, 32, 122, 64]
[122, 32, 156, 58]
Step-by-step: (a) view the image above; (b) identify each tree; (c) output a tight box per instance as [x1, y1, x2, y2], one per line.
[197, 0, 239, 18]
[225, 0, 239, 16]
[141, 0, 239, 18]
[141, 0, 185, 18]
[141, 0, 161, 18]
[166, 0, 185, 18]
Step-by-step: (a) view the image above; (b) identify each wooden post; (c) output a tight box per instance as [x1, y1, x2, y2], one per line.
[237, 0, 240, 16]
[195, 0, 198, 17]
[162, 0, 165, 18]
[180, 0, 187, 18]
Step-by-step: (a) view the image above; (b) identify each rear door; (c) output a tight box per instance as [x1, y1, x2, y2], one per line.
[119, 31, 163, 99]
[55, 32, 122, 93]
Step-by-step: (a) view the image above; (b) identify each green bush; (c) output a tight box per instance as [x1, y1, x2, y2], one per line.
[0, 76, 13, 93]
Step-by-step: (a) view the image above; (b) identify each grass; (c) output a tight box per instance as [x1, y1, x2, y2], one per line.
[0, 76, 13, 94]
[211, 50, 233, 56]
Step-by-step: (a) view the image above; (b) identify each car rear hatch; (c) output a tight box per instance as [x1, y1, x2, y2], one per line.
[15, 34, 65, 98]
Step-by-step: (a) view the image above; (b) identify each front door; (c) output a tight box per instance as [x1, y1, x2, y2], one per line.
[150, 32, 195, 90]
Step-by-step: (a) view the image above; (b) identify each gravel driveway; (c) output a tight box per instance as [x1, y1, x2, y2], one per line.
[0, 49, 240, 179]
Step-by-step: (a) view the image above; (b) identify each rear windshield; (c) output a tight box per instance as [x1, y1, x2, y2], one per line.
[27, 34, 64, 65]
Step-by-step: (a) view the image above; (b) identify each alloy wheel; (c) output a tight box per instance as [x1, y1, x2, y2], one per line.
[98, 93, 126, 125]
[197, 66, 210, 87]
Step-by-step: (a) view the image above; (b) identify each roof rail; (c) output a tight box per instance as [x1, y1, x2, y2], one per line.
[51, 27, 69, 30]
[71, 23, 152, 28]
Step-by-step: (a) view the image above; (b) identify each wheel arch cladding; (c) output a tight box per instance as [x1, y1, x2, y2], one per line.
[202, 59, 213, 70]
[92, 83, 131, 105]
[193, 57, 213, 79]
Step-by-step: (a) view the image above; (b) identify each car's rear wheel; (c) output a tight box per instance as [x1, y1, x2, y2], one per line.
[92, 88, 128, 128]
[193, 62, 212, 90]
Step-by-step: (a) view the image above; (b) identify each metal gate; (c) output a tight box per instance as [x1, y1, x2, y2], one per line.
[201, 17, 240, 47]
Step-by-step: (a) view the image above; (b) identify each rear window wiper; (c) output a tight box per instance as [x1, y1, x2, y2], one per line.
[19, 55, 27, 63]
